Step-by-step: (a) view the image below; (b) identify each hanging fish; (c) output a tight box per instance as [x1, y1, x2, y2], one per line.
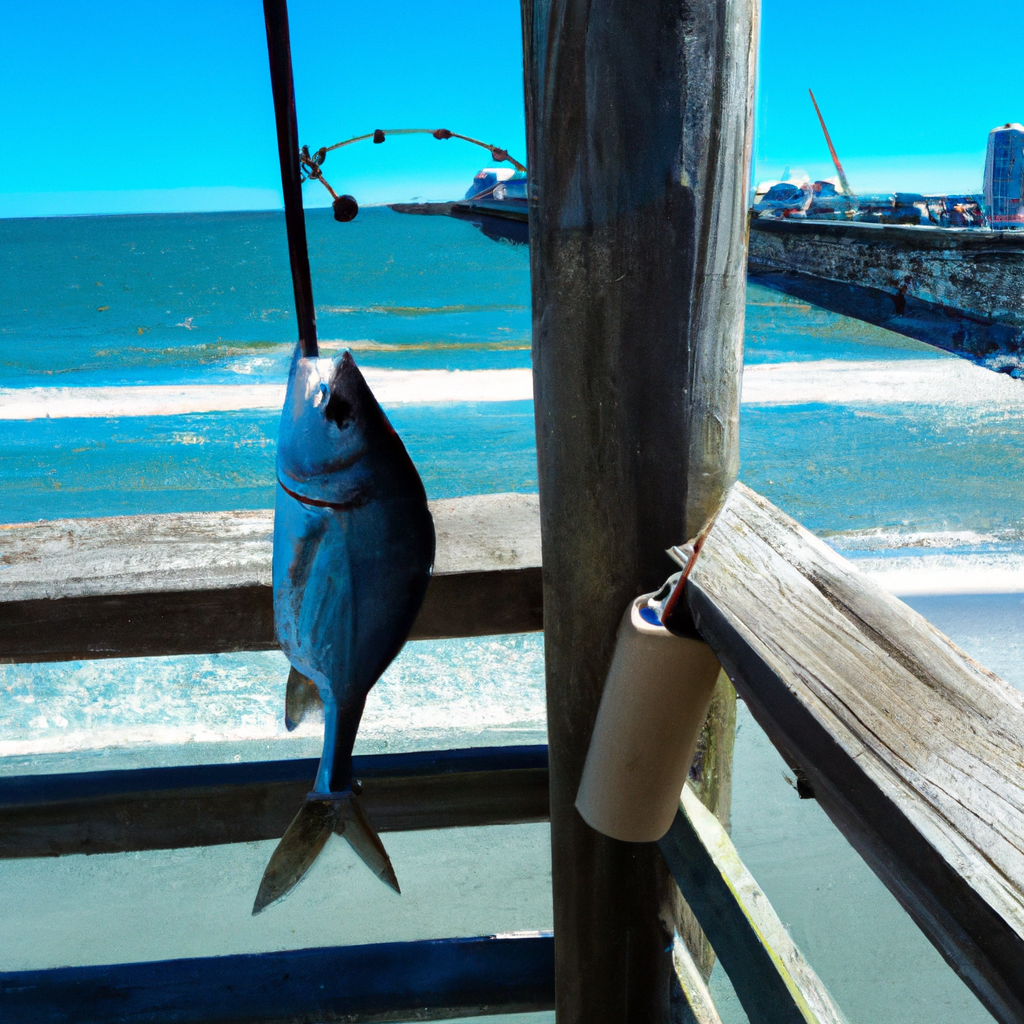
[253, 346, 435, 915]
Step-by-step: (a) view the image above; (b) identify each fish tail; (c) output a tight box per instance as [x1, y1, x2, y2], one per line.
[251, 799, 334, 915]
[284, 665, 322, 731]
[335, 793, 401, 895]
[251, 793, 398, 915]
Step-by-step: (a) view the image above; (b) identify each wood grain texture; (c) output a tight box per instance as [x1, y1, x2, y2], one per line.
[0, 745, 550, 859]
[0, 932, 555, 1024]
[661, 785, 847, 1024]
[684, 482, 1024, 1024]
[747, 218, 1024, 366]
[521, 0, 758, 1019]
[0, 494, 542, 662]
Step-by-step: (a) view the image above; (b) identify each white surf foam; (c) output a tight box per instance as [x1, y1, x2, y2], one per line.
[0, 369, 535, 420]
[826, 526, 1024, 553]
[2, 358, 1021, 420]
[0, 384, 286, 420]
[742, 358, 1024, 407]
[825, 526, 1024, 595]
[859, 554, 1024, 596]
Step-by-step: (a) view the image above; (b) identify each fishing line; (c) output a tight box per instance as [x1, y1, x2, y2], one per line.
[298, 128, 526, 222]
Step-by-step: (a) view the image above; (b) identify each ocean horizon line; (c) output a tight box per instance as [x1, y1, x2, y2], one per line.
[0, 187, 469, 220]
[0, 200, 410, 222]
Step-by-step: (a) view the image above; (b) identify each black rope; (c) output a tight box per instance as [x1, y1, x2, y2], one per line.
[263, 0, 318, 358]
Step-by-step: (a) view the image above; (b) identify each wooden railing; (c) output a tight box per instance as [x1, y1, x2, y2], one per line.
[0, 493, 543, 664]
[685, 482, 1024, 1023]
[0, 491, 826, 1023]
[0, 933, 557, 1024]
[0, 745, 550, 860]
[663, 786, 847, 1024]
[5, 487, 1024, 1021]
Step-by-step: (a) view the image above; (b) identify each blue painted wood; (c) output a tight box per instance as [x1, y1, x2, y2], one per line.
[0, 745, 549, 809]
[0, 933, 555, 1023]
[0, 745, 551, 858]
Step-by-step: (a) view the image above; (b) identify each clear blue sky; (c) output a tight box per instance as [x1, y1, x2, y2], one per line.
[0, 0, 1018, 216]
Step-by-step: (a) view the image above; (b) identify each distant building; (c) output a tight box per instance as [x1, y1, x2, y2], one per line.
[983, 123, 1024, 228]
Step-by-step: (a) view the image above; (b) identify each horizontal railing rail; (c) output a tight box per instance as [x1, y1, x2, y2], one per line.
[0, 493, 542, 663]
[683, 482, 1024, 1024]
[0, 745, 549, 858]
[0, 932, 556, 1024]
[0, 742, 843, 1024]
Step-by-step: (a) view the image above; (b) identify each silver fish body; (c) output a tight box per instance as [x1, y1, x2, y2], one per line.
[254, 348, 434, 913]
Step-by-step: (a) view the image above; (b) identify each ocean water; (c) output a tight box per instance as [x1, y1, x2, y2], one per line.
[0, 207, 531, 385]
[2, 207, 1023, 1023]
[0, 402, 539, 523]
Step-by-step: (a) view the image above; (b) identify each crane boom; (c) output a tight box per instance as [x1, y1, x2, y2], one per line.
[809, 89, 855, 199]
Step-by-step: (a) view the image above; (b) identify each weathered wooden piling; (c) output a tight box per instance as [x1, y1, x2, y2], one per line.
[521, 0, 758, 1018]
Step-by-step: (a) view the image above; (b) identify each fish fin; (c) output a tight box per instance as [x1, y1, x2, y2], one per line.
[284, 666, 322, 731]
[334, 793, 401, 894]
[251, 800, 334, 915]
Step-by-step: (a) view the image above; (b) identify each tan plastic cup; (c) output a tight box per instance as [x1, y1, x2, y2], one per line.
[575, 593, 721, 842]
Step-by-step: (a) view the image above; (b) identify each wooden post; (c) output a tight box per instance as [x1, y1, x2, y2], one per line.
[521, 0, 758, 1019]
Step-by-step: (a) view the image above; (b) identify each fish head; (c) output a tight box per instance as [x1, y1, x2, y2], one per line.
[277, 347, 386, 507]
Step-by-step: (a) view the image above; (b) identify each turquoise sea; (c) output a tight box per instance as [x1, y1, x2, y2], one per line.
[2, 206, 1023, 1023]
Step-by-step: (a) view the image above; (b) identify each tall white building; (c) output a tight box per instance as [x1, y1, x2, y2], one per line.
[983, 123, 1024, 228]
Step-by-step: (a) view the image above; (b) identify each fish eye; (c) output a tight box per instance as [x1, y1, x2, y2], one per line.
[324, 393, 353, 429]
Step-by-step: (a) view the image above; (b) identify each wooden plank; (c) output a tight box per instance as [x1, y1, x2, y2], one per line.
[748, 218, 1024, 350]
[679, 671, 738, 977]
[680, 482, 1024, 1024]
[0, 932, 555, 1024]
[0, 745, 549, 859]
[521, 0, 758, 1019]
[0, 493, 542, 663]
[670, 935, 724, 1024]
[660, 786, 847, 1024]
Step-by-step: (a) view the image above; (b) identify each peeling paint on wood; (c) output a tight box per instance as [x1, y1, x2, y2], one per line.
[661, 785, 848, 1024]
